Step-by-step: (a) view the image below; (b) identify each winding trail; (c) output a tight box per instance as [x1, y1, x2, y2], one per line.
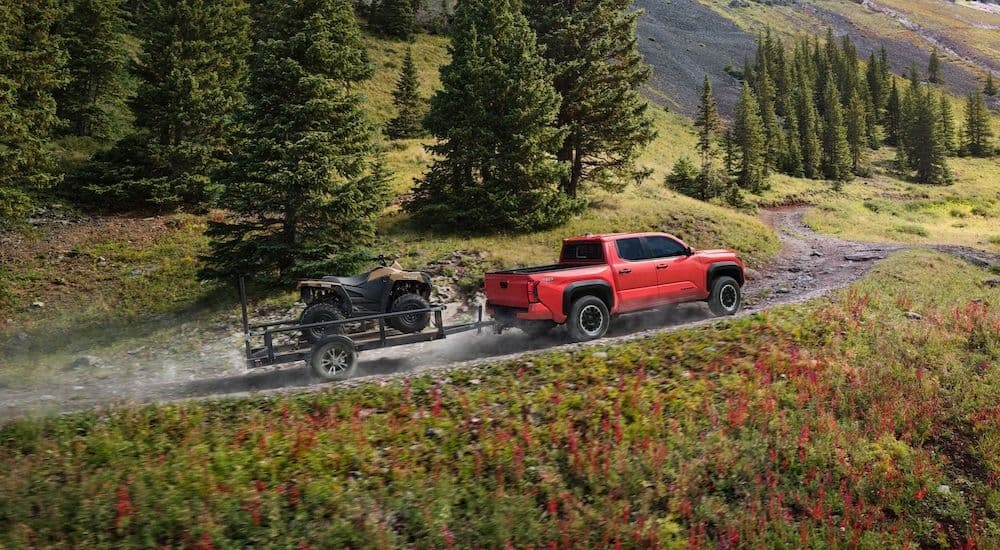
[2, 208, 997, 419]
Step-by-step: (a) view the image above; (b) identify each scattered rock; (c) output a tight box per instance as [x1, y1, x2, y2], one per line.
[904, 311, 923, 320]
[70, 356, 103, 369]
[787, 266, 803, 273]
[29, 301, 45, 310]
[810, 250, 824, 257]
[14, 332, 29, 342]
[743, 268, 761, 281]
[937, 484, 951, 495]
[985, 279, 1000, 288]
[776, 288, 791, 294]
[844, 250, 886, 262]
[592, 351, 609, 359]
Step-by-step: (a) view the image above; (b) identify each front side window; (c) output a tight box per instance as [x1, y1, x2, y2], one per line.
[615, 237, 646, 261]
[645, 236, 687, 258]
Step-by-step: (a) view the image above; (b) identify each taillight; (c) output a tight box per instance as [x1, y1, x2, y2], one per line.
[528, 281, 541, 303]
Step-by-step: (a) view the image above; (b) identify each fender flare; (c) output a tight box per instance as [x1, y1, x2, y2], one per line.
[562, 280, 615, 316]
[707, 262, 745, 288]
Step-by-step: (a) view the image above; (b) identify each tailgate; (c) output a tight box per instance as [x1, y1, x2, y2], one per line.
[484, 272, 533, 308]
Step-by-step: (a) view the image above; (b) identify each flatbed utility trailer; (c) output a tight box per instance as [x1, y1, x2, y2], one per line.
[240, 278, 492, 381]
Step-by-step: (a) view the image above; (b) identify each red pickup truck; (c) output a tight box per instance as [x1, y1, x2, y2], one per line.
[484, 232, 745, 341]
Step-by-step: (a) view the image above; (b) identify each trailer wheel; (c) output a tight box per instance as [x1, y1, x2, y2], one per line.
[300, 303, 346, 343]
[388, 294, 431, 333]
[567, 295, 610, 342]
[310, 335, 357, 381]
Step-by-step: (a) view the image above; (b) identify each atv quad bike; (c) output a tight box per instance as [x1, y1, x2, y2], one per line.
[297, 255, 433, 342]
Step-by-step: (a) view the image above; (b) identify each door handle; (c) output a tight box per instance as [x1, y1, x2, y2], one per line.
[618, 268, 632, 274]
[656, 264, 669, 269]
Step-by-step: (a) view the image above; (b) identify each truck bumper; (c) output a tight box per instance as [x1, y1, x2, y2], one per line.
[487, 302, 564, 324]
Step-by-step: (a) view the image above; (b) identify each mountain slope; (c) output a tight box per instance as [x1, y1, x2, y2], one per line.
[635, 0, 999, 117]
[636, 0, 754, 117]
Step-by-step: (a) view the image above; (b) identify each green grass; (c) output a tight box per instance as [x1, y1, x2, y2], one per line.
[772, 149, 1000, 250]
[2, 250, 998, 547]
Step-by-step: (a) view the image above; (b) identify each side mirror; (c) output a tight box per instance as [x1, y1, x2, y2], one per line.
[685, 246, 693, 256]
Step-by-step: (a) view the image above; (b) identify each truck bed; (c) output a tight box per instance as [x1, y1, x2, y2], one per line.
[489, 263, 599, 275]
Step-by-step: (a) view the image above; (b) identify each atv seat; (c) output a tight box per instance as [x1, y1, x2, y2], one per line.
[321, 274, 370, 287]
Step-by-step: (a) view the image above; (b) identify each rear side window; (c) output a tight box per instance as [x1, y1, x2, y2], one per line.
[562, 242, 604, 261]
[615, 237, 646, 261]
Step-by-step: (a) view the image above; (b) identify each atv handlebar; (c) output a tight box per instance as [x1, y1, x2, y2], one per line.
[371, 254, 389, 267]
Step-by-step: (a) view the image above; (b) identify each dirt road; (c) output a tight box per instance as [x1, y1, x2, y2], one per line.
[1, 207, 992, 420]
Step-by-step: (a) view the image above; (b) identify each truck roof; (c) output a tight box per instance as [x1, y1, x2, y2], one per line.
[562, 231, 686, 243]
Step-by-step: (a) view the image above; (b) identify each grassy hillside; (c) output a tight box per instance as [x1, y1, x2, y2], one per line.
[2, 250, 998, 547]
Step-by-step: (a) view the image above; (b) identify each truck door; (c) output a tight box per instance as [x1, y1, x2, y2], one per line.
[612, 237, 660, 312]
[643, 236, 701, 303]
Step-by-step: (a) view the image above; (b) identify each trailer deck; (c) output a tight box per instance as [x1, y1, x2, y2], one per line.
[240, 278, 493, 380]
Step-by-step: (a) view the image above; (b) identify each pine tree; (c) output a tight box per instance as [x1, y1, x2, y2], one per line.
[820, 75, 852, 183]
[525, 0, 656, 198]
[83, 0, 250, 209]
[903, 86, 951, 184]
[845, 88, 867, 174]
[927, 47, 942, 84]
[866, 50, 886, 121]
[733, 83, 767, 193]
[0, 1, 66, 225]
[387, 47, 426, 139]
[370, 0, 416, 40]
[795, 83, 822, 179]
[54, 0, 133, 141]
[986, 71, 998, 97]
[755, 61, 785, 172]
[963, 90, 995, 157]
[723, 127, 737, 179]
[201, 0, 391, 283]
[664, 156, 700, 199]
[693, 75, 720, 191]
[938, 94, 956, 155]
[884, 78, 902, 146]
[407, 0, 577, 232]
[783, 114, 804, 177]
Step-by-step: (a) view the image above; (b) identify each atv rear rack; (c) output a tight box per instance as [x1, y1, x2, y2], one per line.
[239, 277, 494, 380]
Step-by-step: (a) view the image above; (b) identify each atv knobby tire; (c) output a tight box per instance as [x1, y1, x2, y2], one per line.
[388, 294, 431, 333]
[300, 303, 346, 343]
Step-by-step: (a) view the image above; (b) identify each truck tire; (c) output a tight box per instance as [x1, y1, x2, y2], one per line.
[310, 335, 357, 381]
[300, 303, 346, 343]
[708, 276, 741, 317]
[567, 295, 610, 342]
[388, 294, 431, 333]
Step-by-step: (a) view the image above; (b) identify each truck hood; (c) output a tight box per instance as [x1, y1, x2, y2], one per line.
[694, 249, 739, 260]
